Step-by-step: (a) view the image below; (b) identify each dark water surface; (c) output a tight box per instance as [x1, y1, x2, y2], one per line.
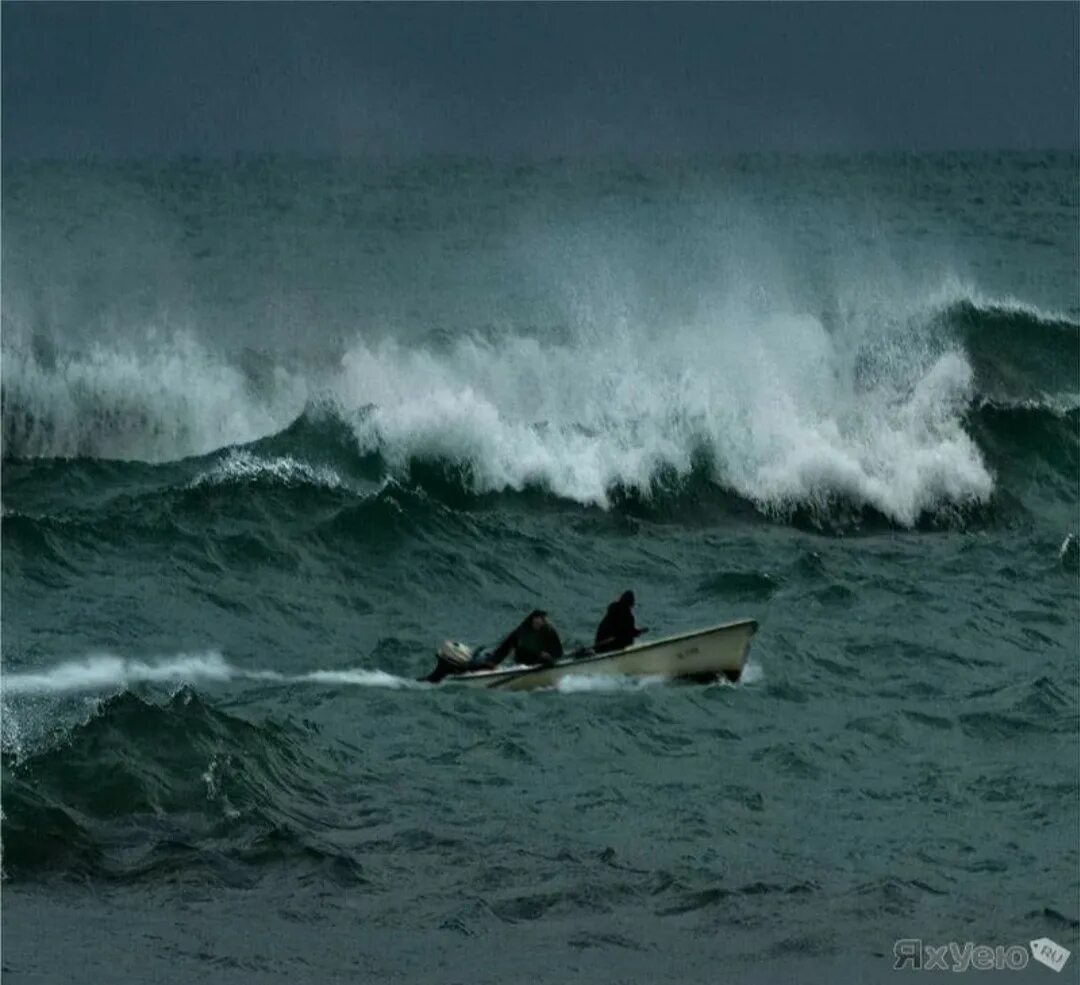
[3, 152, 1078, 983]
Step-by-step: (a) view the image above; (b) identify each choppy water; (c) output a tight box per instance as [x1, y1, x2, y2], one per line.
[2, 152, 1078, 983]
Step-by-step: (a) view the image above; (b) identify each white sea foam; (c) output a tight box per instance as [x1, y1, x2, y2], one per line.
[1, 653, 234, 694]
[328, 279, 995, 525]
[302, 668, 413, 687]
[1059, 533, 1079, 571]
[554, 673, 669, 693]
[3, 271, 1013, 525]
[0, 652, 419, 696]
[739, 661, 765, 686]
[188, 449, 347, 491]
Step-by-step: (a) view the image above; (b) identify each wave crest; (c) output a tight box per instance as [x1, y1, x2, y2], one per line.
[1, 687, 371, 882]
[4, 288, 1075, 528]
[329, 307, 994, 526]
[1, 330, 305, 462]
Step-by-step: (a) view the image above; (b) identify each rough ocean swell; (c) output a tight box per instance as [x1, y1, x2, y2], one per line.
[2, 153, 1078, 983]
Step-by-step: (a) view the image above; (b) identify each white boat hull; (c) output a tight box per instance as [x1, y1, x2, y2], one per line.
[444, 618, 758, 691]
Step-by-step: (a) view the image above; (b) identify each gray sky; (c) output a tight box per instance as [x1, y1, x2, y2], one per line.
[3, 2, 1078, 159]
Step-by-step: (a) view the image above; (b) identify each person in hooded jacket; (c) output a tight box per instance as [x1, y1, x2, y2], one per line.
[593, 590, 647, 654]
[424, 609, 564, 683]
[487, 609, 563, 667]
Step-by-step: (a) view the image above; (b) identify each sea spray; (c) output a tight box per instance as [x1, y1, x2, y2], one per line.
[330, 291, 995, 524]
[1, 329, 306, 462]
[1, 291, 1013, 525]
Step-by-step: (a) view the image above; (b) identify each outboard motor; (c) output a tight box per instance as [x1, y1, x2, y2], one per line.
[422, 641, 475, 683]
[438, 641, 474, 666]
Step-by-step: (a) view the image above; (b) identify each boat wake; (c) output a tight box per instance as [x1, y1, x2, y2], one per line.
[0, 651, 418, 697]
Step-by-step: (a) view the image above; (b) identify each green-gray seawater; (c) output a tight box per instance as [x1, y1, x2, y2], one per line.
[3, 153, 1078, 983]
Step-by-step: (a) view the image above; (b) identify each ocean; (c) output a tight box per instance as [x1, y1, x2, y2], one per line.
[2, 152, 1078, 983]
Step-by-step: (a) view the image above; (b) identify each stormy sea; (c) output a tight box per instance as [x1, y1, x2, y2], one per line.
[2, 152, 1078, 983]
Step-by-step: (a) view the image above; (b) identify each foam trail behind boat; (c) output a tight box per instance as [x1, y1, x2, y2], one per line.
[1, 652, 419, 696]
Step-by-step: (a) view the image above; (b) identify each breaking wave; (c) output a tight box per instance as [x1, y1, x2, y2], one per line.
[1, 330, 306, 462]
[2, 288, 1076, 528]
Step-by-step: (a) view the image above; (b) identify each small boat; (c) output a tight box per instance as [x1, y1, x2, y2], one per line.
[427, 618, 758, 691]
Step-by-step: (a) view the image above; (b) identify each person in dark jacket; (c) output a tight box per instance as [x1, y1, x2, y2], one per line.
[423, 609, 564, 683]
[594, 591, 646, 654]
[488, 609, 564, 667]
